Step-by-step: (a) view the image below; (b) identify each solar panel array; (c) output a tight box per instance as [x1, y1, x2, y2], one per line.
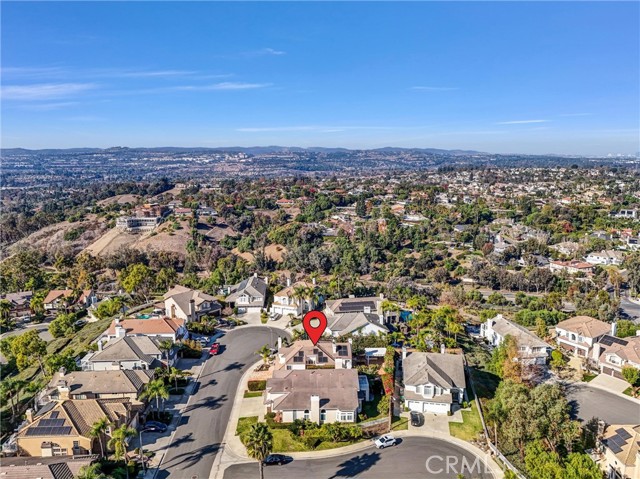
[25, 426, 72, 436]
[339, 301, 375, 313]
[616, 428, 632, 440]
[600, 336, 628, 347]
[38, 418, 65, 427]
[606, 431, 630, 454]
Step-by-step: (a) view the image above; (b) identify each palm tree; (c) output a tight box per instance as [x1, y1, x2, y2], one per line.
[607, 266, 623, 299]
[89, 417, 111, 458]
[76, 463, 108, 479]
[158, 339, 174, 369]
[140, 379, 169, 418]
[445, 320, 464, 344]
[0, 299, 12, 322]
[257, 344, 271, 365]
[108, 424, 137, 479]
[0, 379, 25, 421]
[244, 422, 273, 479]
[168, 367, 190, 391]
[387, 331, 405, 345]
[292, 285, 307, 311]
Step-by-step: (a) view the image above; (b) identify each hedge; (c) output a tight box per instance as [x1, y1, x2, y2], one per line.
[247, 380, 267, 391]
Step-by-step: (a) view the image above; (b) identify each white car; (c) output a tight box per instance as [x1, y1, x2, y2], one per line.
[374, 434, 396, 449]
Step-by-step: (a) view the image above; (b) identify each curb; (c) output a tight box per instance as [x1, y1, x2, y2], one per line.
[583, 379, 640, 405]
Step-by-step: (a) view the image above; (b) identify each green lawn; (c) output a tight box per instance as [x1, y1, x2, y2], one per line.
[243, 391, 264, 398]
[361, 395, 384, 420]
[235, 416, 258, 437]
[271, 429, 310, 452]
[582, 373, 597, 382]
[623, 387, 638, 398]
[449, 402, 483, 441]
[391, 416, 409, 431]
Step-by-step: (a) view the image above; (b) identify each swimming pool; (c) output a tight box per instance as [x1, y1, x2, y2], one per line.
[136, 314, 153, 319]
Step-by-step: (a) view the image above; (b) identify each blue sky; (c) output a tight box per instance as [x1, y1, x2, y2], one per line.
[2, 1, 638, 155]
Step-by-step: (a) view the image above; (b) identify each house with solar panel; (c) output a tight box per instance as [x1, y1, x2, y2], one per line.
[599, 423, 640, 479]
[593, 334, 640, 379]
[274, 339, 353, 370]
[14, 398, 140, 457]
[555, 316, 613, 358]
[324, 295, 394, 337]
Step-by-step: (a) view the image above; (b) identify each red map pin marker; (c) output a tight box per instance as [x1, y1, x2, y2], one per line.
[302, 310, 328, 345]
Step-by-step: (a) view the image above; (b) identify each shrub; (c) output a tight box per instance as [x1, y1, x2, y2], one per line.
[247, 380, 267, 391]
[303, 436, 321, 449]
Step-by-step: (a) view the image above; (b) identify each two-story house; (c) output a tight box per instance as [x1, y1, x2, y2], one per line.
[274, 339, 352, 370]
[43, 289, 96, 312]
[555, 316, 613, 358]
[594, 334, 640, 379]
[402, 350, 467, 414]
[270, 280, 314, 318]
[225, 274, 268, 313]
[585, 250, 626, 266]
[163, 285, 221, 321]
[15, 398, 140, 458]
[264, 369, 361, 424]
[481, 314, 551, 366]
[0, 291, 32, 319]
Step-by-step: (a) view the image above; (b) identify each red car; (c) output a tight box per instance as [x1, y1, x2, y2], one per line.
[209, 343, 220, 355]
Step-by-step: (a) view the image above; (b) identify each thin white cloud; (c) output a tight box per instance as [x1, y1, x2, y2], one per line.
[411, 86, 459, 91]
[1, 83, 97, 100]
[237, 125, 416, 133]
[259, 48, 286, 56]
[17, 101, 80, 111]
[496, 119, 550, 125]
[172, 82, 271, 91]
[110, 69, 198, 78]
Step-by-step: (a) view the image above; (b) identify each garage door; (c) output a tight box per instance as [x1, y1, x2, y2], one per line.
[408, 401, 423, 412]
[602, 367, 623, 379]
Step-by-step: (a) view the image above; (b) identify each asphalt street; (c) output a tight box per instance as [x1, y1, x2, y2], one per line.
[619, 296, 640, 323]
[565, 382, 640, 424]
[223, 437, 496, 479]
[158, 326, 289, 479]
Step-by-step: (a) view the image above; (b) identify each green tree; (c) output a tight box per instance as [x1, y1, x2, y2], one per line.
[107, 425, 137, 479]
[94, 297, 124, 320]
[536, 317, 548, 339]
[121, 263, 153, 302]
[140, 379, 170, 417]
[563, 452, 604, 479]
[89, 417, 111, 458]
[168, 366, 190, 390]
[76, 463, 108, 479]
[257, 344, 271, 365]
[622, 365, 640, 395]
[244, 422, 273, 479]
[158, 339, 174, 368]
[0, 379, 26, 422]
[10, 329, 47, 372]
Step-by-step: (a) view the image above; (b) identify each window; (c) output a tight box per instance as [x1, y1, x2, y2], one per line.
[303, 410, 310, 420]
[337, 411, 354, 422]
[320, 409, 326, 422]
[73, 441, 79, 448]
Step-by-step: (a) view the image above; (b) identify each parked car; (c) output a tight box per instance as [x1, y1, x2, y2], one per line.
[142, 421, 167, 433]
[209, 343, 220, 355]
[73, 319, 87, 328]
[263, 454, 292, 466]
[374, 434, 397, 449]
[410, 411, 423, 427]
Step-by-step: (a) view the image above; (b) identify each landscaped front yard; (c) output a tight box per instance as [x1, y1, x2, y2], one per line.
[449, 402, 483, 441]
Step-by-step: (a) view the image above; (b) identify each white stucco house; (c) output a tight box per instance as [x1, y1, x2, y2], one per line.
[481, 314, 550, 366]
[402, 350, 467, 414]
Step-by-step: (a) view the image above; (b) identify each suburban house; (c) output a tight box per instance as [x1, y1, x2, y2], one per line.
[225, 274, 268, 313]
[38, 369, 153, 406]
[549, 260, 595, 275]
[325, 294, 398, 323]
[104, 317, 187, 342]
[555, 316, 613, 358]
[0, 291, 32, 318]
[585, 250, 626, 266]
[270, 280, 314, 318]
[274, 339, 352, 370]
[599, 424, 640, 479]
[613, 209, 639, 220]
[80, 335, 172, 371]
[325, 312, 389, 337]
[402, 350, 467, 414]
[264, 369, 361, 424]
[116, 215, 162, 232]
[0, 456, 96, 478]
[163, 285, 221, 321]
[593, 334, 640, 379]
[15, 398, 140, 457]
[481, 314, 551, 366]
[43, 289, 96, 312]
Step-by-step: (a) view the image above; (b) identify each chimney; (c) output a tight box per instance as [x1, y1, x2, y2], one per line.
[26, 408, 34, 423]
[114, 318, 121, 325]
[278, 336, 282, 350]
[440, 343, 446, 354]
[58, 384, 70, 400]
[310, 394, 320, 424]
[332, 340, 337, 354]
[115, 325, 126, 339]
[286, 277, 291, 287]
[189, 299, 195, 321]
[379, 293, 384, 299]
[97, 340, 103, 352]
[59, 366, 67, 377]
[611, 322, 617, 337]
[402, 346, 407, 360]
[254, 272, 258, 278]
[636, 330, 640, 337]
[593, 342, 602, 361]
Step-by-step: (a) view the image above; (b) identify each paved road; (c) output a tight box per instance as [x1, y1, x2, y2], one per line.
[619, 296, 640, 323]
[158, 326, 289, 479]
[224, 437, 495, 479]
[0, 323, 52, 364]
[565, 383, 640, 424]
